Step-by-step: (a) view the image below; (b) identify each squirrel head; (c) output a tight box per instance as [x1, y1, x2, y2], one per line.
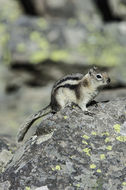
[88, 67, 111, 88]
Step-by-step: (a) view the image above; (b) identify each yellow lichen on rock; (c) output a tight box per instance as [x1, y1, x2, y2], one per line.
[82, 135, 90, 140]
[52, 165, 61, 171]
[51, 50, 69, 62]
[55, 165, 61, 170]
[25, 187, 31, 190]
[90, 164, 96, 169]
[76, 184, 80, 188]
[105, 137, 110, 143]
[83, 148, 91, 156]
[106, 146, 112, 151]
[91, 131, 97, 136]
[116, 136, 126, 142]
[17, 43, 26, 53]
[31, 51, 49, 63]
[97, 169, 102, 173]
[100, 154, 105, 160]
[64, 116, 68, 119]
[122, 182, 126, 186]
[113, 124, 121, 133]
[102, 132, 109, 136]
[82, 140, 88, 145]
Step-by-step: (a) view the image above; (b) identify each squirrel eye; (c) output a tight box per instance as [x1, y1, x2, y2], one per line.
[96, 74, 102, 80]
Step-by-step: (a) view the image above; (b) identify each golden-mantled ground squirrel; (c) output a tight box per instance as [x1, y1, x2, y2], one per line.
[17, 67, 110, 142]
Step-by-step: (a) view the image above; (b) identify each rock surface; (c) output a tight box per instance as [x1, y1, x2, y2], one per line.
[0, 136, 15, 173]
[0, 98, 126, 190]
[110, 0, 126, 19]
[8, 15, 126, 88]
[1, 0, 126, 177]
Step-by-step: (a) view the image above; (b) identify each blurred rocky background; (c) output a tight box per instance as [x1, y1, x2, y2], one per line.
[0, 0, 126, 143]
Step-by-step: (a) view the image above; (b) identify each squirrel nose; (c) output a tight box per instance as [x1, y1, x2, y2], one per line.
[107, 77, 111, 83]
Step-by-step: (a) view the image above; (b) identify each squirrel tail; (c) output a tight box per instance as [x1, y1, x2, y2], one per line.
[17, 104, 52, 142]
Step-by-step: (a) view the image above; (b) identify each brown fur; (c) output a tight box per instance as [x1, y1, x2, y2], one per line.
[51, 90, 61, 112]
[83, 78, 89, 87]
[75, 83, 81, 99]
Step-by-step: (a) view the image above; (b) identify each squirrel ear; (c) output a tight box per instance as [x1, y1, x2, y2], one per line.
[89, 66, 97, 75]
[93, 66, 97, 70]
[89, 68, 93, 75]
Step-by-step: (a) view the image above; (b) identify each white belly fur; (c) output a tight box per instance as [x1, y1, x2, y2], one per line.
[77, 87, 98, 111]
[56, 88, 76, 108]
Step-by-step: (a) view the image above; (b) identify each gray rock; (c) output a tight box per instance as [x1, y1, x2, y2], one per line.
[7, 15, 126, 87]
[110, 0, 126, 19]
[0, 137, 15, 173]
[0, 98, 126, 190]
[31, 0, 99, 19]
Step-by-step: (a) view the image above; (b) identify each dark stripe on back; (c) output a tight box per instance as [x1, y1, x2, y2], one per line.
[53, 74, 83, 88]
[56, 83, 78, 90]
[55, 83, 81, 99]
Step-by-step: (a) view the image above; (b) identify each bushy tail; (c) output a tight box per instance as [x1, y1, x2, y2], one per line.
[17, 105, 51, 142]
